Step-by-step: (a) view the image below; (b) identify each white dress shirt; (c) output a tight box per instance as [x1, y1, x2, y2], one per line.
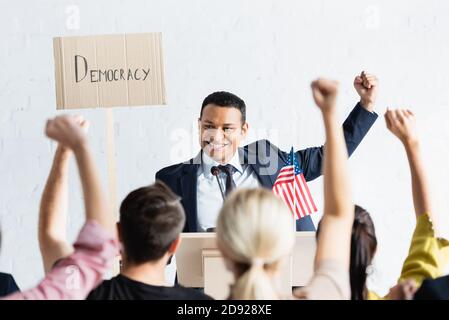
[196, 151, 261, 232]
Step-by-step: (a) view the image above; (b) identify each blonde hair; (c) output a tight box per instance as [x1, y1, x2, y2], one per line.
[216, 188, 295, 300]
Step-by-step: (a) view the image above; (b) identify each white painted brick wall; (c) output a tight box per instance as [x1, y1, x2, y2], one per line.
[1, 0, 449, 297]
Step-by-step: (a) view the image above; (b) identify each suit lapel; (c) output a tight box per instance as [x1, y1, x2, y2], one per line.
[180, 152, 201, 232]
[240, 142, 278, 189]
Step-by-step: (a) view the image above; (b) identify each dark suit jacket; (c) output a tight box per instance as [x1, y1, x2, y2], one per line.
[156, 103, 378, 232]
[414, 275, 449, 300]
[0, 272, 20, 297]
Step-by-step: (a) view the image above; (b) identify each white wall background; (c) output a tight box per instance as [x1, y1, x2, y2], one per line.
[1, 0, 449, 297]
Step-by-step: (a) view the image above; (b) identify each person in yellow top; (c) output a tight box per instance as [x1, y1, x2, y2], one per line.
[368, 212, 449, 300]
[371, 109, 449, 300]
[318, 108, 449, 300]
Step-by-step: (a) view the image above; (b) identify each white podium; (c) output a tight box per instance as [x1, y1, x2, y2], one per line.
[175, 232, 316, 299]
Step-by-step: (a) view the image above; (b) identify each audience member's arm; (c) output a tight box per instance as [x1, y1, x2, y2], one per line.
[3, 221, 118, 300]
[385, 109, 431, 219]
[385, 109, 449, 293]
[38, 145, 74, 273]
[311, 79, 354, 270]
[45, 116, 113, 231]
[387, 279, 417, 300]
[3, 116, 117, 300]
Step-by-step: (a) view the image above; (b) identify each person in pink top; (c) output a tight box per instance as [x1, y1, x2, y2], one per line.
[2, 115, 119, 300]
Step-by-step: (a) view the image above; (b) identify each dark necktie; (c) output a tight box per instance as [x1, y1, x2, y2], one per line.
[218, 164, 237, 197]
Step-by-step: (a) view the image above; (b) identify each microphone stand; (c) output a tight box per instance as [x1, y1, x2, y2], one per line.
[207, 166, 225, 233]
[211, 166, 226, 201]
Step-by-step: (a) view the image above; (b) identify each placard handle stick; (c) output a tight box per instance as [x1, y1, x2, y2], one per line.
[106, 107, 120, 275]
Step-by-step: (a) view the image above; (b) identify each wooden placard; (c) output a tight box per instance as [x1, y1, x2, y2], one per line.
[53, 33, 166, 109]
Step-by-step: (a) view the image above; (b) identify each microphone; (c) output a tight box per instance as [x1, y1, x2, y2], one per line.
[211, 166, 226, 201]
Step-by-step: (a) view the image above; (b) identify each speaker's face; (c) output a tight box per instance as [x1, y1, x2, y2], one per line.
[199, 104, 248, 164]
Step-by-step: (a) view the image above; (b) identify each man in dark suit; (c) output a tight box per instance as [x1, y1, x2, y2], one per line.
[157, 71, 379, 232]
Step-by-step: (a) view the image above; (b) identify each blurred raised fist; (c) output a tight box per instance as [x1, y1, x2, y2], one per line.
[311, 78, 339, 114]
[384, 109, 418, 145]
[46, 115, 89, 151]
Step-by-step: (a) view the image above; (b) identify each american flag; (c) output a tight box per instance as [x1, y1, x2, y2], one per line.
[272, 148, 317, 219]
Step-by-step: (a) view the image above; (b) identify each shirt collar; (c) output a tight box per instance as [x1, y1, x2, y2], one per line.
[201, 151, 243, 178]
